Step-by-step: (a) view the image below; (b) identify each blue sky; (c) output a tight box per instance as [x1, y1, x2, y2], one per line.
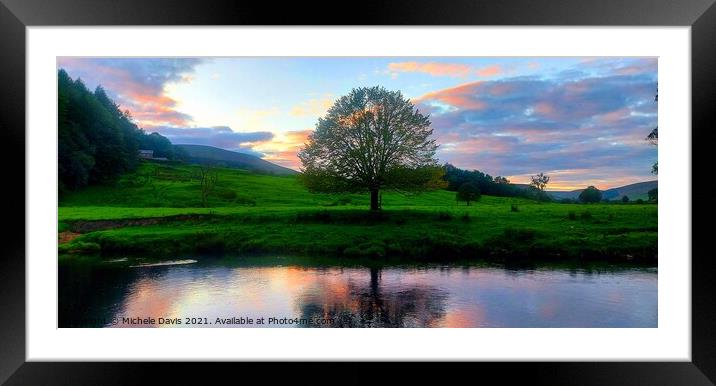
[57, 56, 657, 190]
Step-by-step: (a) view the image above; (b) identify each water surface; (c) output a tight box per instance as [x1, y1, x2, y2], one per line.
[59, 255, 657, 328]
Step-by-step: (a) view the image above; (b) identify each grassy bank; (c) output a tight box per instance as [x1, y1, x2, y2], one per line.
[59, 162, 658, 262]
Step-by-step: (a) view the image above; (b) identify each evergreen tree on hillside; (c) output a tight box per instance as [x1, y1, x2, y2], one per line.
[58, 69, 179, 193]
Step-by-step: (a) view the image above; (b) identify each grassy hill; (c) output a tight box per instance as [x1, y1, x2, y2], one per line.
[59, 161, 657, 262]
[548, 180, 657, 201]
[176, 144, 298, 175]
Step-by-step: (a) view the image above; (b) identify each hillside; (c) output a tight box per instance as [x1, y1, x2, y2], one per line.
[58, 162, 657, 262]
[548, 180, 657, 201]
[176, 144, 298, 175]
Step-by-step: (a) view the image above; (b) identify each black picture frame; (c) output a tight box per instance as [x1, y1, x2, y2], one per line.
[1, 0, 714, 384]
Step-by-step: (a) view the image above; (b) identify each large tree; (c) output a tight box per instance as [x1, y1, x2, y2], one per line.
[298, 86, 441, 211]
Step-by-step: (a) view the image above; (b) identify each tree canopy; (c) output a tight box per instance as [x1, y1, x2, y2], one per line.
[298, 86, 442, 211]
[442, 163, 533, 199]
[579, 186, 602, 203]
[58, 69, 183, 193]
[456, 182, 481, 206]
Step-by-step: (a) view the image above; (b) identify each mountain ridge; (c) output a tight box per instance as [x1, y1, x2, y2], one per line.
[546, 180, 657, 201]
[175, 144, 298, 176]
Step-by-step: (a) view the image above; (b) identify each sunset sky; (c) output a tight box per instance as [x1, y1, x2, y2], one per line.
[57, 57, 657, 190]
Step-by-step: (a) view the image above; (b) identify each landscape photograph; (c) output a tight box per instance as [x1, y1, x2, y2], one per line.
[57, 57, 658, 328]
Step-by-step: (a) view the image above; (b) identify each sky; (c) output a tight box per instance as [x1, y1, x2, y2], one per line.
[57, 56, 657, 190]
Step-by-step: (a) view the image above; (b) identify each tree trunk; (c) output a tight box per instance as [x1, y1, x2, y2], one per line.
[370, 188, 380, 211]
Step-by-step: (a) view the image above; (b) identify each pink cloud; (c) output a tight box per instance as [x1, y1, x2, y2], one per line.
[477, 65, 502, 77]
[57, 57, 200, 129]
[387, 61, 473, 77]
[414, 81, 487, 110]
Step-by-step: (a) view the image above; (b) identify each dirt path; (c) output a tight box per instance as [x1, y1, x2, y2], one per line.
[59, 231, 81, 244]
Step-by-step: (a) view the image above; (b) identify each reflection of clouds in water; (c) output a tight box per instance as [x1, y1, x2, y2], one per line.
[64, 262, 657, 328]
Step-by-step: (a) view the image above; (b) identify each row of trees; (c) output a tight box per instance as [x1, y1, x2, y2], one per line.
[58, 69, 183, 193]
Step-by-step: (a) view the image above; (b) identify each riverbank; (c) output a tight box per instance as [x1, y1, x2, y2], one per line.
[58, 164, 657, 263]
[59, 206, 657, 263]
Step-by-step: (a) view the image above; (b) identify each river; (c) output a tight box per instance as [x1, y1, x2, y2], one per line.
[59, 255, 657, 328]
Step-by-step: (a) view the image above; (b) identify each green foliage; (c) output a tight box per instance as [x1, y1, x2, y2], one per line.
[58, 163, 658, 262]
[622, 195, 630, 203]
[530, 172, 550, 191]
[579, 186, 603, 203]
[58, 69, 183, 193]
[648, 188, 658, 202]
[456, 182, 481, 206]
[443, 163, 529, 198]
[298, 86, 440, 211]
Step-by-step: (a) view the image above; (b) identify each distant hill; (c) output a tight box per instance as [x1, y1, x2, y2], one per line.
[175, 144, 298, 175]
[547, 180, 658, 201]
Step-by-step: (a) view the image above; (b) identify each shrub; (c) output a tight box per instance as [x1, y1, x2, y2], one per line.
[567, 211, 577, 220]
[511, 204, 519, 212]
[580, 211, 593, 220]
[579, 186, 602, 203]
[461, 213, 471, 222]
[456, 182, 481, 206]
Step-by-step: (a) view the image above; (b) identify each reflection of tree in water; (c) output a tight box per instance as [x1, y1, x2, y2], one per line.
[59, 261, 170, 327]
[298, 267, 449, 327]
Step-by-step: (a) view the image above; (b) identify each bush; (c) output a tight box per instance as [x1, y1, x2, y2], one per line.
[511, 204, 519, 212]
[580, 211, 593, 220]
[567, 211, 577, 220]
[456, 182, 481, 206]
[461, 213, 471, 222]
[579, 186, 602, 203]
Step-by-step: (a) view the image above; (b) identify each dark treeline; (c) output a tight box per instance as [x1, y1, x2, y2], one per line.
[442, 163, 545, 200]
[58, 69, 184, 192]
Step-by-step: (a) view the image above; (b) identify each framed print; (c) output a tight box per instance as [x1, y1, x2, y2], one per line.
[2, 0, 715, 384]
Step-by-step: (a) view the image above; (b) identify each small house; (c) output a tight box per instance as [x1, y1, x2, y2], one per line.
[138, 149, 154, 159]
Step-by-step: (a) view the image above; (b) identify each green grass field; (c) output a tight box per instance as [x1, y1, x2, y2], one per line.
[58, 161, 658, 262]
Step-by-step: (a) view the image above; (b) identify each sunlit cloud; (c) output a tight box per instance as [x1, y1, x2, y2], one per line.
[252, 129, 313, 169]
[289, 96, 334, 118]
[476, 65, 502, 77]
[57, 57, 657, 188]
[414, 59, 657, 190]
[57, 57, 203, 128]
[387, 62, 504, 79]
[387, 61, 473, 77]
